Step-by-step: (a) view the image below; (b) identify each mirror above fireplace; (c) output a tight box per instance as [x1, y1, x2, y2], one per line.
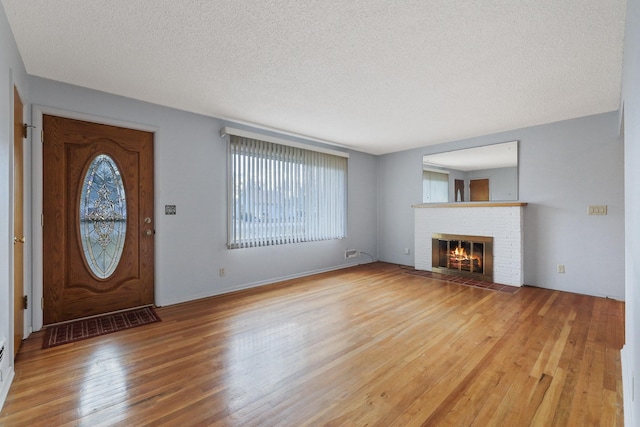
[422, 141, 518, 203]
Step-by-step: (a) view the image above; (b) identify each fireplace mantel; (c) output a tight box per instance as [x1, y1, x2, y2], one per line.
[412, 201, 528, 208]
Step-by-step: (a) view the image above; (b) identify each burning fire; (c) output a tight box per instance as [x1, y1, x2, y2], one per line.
[450, 247, 482, 268]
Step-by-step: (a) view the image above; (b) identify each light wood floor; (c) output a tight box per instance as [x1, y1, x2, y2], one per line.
[0, 262, 624, 426]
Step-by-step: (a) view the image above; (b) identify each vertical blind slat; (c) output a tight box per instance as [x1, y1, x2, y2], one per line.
[228, 135, 346, 248]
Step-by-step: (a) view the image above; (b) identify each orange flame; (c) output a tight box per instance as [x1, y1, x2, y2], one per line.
[450, 247, 482, 268]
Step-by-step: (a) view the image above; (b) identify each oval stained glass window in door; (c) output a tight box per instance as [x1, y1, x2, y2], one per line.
[79, 154, 127, 279]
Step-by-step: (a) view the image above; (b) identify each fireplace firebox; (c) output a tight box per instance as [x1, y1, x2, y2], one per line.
[432, 233, 493, 282]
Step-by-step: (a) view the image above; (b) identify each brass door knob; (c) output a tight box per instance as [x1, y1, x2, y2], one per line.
[144, 230, 153, 236]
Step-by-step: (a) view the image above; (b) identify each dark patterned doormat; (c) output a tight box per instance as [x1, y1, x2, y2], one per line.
[404, 269, 520, 294]
[43, 306, 161, 349]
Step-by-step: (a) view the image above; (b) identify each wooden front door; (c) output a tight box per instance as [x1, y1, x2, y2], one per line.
[43, 115, 155, 324]
[13, 87, 25, 357]
[470, 178, 490, 202]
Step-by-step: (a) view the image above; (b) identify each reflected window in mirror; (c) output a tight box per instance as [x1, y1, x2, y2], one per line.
[422, 170, 449, 203]
[422, 141, 518, 203]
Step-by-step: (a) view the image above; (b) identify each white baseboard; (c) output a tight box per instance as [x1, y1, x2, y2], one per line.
[157, 260, 373, 307]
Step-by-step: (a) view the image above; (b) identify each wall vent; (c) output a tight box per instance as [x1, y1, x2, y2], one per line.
[345, 249, 360, 259]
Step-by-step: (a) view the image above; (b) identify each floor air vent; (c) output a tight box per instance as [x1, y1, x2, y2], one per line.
[345, 249, 360, 259]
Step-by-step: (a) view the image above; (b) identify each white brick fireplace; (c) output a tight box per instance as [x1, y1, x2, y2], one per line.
[413, 202, 526, 286]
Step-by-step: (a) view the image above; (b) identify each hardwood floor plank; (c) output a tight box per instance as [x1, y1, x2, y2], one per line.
[531, 367, 567, 425]
[0, 263, 624, 426]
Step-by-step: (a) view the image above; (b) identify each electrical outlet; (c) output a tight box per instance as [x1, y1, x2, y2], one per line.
[404, 248, 410, 255]
[557, 264, 565, 274]
[219, 268, 225, 277]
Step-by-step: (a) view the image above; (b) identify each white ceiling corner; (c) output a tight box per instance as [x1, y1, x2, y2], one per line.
[1, 0, 627, 155]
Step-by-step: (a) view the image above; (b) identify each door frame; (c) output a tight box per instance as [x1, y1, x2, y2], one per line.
[31, 105, 158, 331]
[13, 86, 25, 357]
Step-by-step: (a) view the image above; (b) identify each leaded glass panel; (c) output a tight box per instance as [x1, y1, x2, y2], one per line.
[79, 154, 127, 279]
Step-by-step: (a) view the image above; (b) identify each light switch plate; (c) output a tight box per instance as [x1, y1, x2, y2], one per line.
[588, 205, 607, 215]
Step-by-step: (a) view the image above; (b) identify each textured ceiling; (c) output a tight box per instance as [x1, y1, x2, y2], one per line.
[1, 0, 627, 155]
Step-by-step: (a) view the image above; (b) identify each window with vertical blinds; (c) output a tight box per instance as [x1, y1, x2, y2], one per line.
[422, 170, 449, 203]
[228, 134, 347, 249]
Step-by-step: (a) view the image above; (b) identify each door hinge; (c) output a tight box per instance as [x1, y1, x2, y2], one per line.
[41, 130, 44, 144]
[41, 297, 44, 309]
[23, 295, 28, 310]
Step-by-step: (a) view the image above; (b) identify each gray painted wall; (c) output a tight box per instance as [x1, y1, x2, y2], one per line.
[378, 112, 624, 300]
[27, 76, 379, 329]
[423, 166, 517, 202]
[622, 0, 640, 424]
[467, 166, 518, 201]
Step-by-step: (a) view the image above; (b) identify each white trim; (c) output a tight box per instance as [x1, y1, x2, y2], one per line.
[621, 345, 633, 427]
[3, 73, 16, 413]
[31, 105, 158, 332]
[618, 101, 625, 138]
[34, 105, 158, 133]
[422, 167, 450, 174]
[220, 127, 349, 158]
[218, 117, 352, 151]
